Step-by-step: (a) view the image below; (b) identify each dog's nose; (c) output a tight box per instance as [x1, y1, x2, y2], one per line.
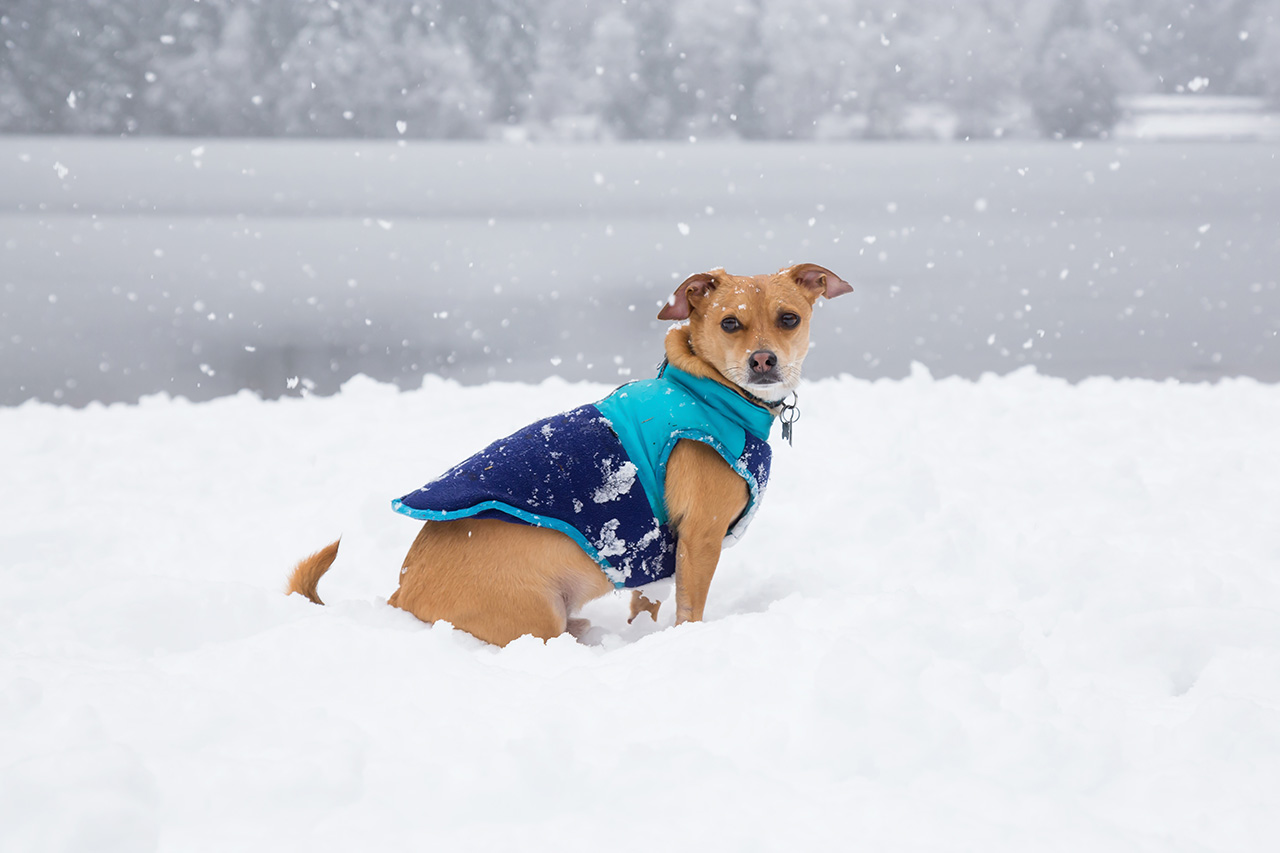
[749, 350, 778, 374]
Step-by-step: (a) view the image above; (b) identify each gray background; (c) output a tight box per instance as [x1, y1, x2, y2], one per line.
[2, 138, 1276, 405]
[2, 0, 1278, 404]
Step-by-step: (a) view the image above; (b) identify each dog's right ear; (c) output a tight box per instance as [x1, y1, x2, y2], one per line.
[658, 272, 718, 320]
[789, 263, 853, 299]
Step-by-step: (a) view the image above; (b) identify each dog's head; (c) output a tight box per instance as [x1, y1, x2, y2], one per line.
[658, 263, 851, 402]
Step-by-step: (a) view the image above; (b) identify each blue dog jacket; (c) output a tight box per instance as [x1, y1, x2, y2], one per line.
[392, 364, 775, 588]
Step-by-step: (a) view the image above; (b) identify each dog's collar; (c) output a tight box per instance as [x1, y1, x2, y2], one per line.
[726, 382, 801, 445]
[737, 383, 788, 412]
[656, 360, 795, 444]
[656, 356, 780, 412]
[733, 381, 800, 447]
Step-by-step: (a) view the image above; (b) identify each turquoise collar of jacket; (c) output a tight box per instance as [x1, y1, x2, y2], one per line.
[658, 362, 778, 441]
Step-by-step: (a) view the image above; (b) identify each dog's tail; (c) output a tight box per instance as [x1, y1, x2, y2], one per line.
[286, 539, 340, 605]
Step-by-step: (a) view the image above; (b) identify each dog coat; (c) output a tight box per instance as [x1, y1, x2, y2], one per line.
[392, 364, 775, 588]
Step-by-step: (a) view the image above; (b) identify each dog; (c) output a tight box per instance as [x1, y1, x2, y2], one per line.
[286, 263, 851, 646]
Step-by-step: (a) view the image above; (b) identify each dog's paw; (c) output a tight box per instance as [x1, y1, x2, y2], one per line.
[627, 591, 662, 624]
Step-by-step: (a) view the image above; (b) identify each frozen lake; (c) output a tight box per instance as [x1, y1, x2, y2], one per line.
[2, 137, 1277, 405]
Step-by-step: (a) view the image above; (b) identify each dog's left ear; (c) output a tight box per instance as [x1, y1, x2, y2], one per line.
[789, 263, 852, 300]
[658, 272, 718, 320]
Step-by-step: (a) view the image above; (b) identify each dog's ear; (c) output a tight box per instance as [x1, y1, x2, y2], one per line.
[789, 263, 852, 299]
[658, 272, 718, 320]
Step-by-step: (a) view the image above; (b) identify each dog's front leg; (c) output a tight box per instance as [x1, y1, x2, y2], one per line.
[673, 529, 726, 624]
[664, 439, 750, 625]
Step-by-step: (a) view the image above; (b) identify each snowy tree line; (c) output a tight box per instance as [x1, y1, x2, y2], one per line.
[2, 0, 1278, 140]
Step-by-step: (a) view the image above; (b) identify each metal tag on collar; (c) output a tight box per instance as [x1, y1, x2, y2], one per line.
[778, 392, 800, 446]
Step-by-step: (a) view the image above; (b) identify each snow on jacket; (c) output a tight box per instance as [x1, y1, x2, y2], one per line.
[392, 364, 774, 588]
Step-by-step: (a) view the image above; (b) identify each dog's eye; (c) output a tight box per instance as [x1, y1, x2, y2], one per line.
[779, 313, 800, 329]
[720, 317, 742, 333]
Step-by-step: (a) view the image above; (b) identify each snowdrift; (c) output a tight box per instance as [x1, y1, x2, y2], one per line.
[3, 369, 1279, 851]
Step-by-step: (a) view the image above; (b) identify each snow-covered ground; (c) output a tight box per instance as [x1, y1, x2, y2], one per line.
[3, 369, 1279, 851]
[1115, 96, 1280, 142]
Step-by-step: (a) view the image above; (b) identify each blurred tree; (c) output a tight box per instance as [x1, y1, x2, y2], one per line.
[0, 0, 175, 134]
[580, 11, 646, 137]
[752, 0, 1024, 140]
[1235, 0, 1280, 103]
[0, 0, 1269, 139]
[1025, 27, 1127, 137]
[753, 0, 943, 140]
[1024, 0, 1131, 137]
[619, 0, 683, 139]
[667, 0, 763, 138]
[275, 1, 490, 138]
[551, 0, 706, 141]
[1103, 0, 1259, 94]
[0, 15, 35, 130]
[527, 1, 640, 139]
[145, 1, 289, 135]
[929, 0, 1028, 138]
[862, 0, 959, 137]
[752, 0, 854, 139]
[442, 0, 538, 126]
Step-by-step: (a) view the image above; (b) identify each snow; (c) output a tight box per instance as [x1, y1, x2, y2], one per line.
[591, 458, 637, 504]
[1115, 96, 1280, 142]
[3, 369, 1280, 850]
[593, 518, 627, 561]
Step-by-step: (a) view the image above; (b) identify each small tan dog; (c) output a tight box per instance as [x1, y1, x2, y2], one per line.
[287, 263, 850, 646]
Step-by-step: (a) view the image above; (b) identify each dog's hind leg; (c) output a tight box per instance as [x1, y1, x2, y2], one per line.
[391, 519, 614, 646]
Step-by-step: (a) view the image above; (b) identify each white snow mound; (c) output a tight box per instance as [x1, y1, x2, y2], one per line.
[2, 369, 1279, 851]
